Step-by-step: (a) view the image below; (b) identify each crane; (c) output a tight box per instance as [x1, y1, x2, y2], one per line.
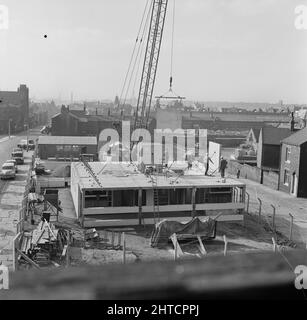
[133, 0, 169, 131]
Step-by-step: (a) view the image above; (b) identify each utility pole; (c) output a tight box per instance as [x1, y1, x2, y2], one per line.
[8, 118, 11, 138]
[25, 123, 29, 151]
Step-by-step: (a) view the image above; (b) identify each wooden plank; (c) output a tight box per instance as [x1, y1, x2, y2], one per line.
[197, 235, 207, 255]
[83, 215, 244, 228]
[16, 249, 41, 269]
[170, 234, 184, 257]
[62, 245, 68, 257]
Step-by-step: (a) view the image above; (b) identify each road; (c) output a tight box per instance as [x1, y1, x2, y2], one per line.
[0, 127, 42, 191]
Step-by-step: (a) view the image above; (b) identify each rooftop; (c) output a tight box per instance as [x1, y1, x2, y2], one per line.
[261, 127, 292, 145]
[250, 128, 261, 142]
[38, 136, 97, 145]
[282, 127, 307, 146]
[72, 161, 245, 190]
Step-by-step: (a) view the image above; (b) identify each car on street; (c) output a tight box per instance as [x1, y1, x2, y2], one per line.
[28, 139, 35, 150]
[5, 159, 18, 173]
[0, 163, 16, 180]
[17, 139, 28, 149]
[12, 147, 23, 155]
[12, 150, 24, 164]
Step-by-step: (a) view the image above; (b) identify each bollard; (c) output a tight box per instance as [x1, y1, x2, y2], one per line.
[289, 213, 294, 241]
[257, 198, 262, 219]
[245, 192, 250, 213]
[270, 204, 276, 232]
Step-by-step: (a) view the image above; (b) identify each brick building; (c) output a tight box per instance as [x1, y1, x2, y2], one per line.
[37, 136, 98, 160]
[279, 127, 307, 198]
[0, 85, 29, 133]
[51, 105, 120, 137]
[256, 127, 292, 171]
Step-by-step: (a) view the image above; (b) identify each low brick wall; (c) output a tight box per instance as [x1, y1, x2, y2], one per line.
[228, 160, 261, 183]
[262, 170, 279, 190]
[228, 160, 280, 190]
[0, 152, 33, 270]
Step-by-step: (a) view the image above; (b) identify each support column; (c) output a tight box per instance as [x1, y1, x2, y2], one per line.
[138, 189, 142, 225]
[192, 187, 196, 217]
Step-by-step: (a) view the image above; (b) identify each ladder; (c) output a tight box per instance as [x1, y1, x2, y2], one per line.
[152, 175, 160, 224]
[82, 161, 103, 188]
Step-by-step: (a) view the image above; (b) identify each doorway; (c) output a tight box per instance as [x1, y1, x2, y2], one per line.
[291, 172, 298, 196]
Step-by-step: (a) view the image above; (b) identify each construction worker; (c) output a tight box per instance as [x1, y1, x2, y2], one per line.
[219, 157, 228, 178]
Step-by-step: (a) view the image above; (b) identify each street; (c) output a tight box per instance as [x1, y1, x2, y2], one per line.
[0, 127, 41, 192]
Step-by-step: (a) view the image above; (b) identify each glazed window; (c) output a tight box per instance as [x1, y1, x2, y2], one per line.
[285, 147, 291, 162]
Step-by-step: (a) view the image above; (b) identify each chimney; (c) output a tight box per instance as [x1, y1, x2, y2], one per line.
[83, 103, 86, 112]
[96, 108, 98, 116]
[290, 112, 295, 132]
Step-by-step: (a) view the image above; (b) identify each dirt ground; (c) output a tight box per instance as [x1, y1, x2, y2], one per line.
[52, 212, 301, 267]
[23, 185, 303, 267]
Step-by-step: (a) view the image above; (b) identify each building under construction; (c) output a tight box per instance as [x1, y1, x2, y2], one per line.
[70, 161, 246, 228]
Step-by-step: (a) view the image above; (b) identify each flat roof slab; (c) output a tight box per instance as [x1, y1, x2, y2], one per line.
[72, 162, 245, 190]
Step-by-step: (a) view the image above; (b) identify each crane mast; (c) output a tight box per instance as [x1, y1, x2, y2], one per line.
[133, 0, 168, 131]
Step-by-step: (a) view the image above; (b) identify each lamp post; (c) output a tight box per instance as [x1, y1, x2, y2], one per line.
[24, 123, 29, 151]
[8, 118, 12, 138]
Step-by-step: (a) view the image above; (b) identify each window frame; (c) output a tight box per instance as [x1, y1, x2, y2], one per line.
[284, 169, 290, 186]
[285, 146, 291, 163]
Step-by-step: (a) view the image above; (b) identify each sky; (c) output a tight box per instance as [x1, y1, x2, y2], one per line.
[0, 0, 307, 104]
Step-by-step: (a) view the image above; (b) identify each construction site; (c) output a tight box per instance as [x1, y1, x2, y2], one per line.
[1, 0, 307, 301]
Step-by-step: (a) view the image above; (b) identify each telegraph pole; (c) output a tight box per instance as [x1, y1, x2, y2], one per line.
[8, 118, 11, 138]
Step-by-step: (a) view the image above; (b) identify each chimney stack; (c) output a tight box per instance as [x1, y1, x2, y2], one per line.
[290, 112, 295, 132]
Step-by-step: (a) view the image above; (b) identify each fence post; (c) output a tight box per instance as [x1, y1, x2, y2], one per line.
[245, 192, 250, 213]
[223, 235, 228, 256]
[257, 198, 262, 219]
[272, 237, 277, 252]
[289, 213, 294, 241]
[270, 205, 276, 232]
[122, 232, 126, 264]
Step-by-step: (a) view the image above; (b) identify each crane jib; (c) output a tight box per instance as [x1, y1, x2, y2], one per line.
[134, 0, 169, 131]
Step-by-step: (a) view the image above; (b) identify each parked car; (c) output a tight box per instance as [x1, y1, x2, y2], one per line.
[17, 139, 28, 149]
[5, 159, 18, 173]
[28, 139, 35, 150]
[12, 150, 24, 164]
[0, 163, 16, 180]
[12, 147, 23, 155]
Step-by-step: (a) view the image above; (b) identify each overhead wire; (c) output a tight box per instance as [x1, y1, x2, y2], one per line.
[122, 0, 153, 108]
[118, 0, 151, 108]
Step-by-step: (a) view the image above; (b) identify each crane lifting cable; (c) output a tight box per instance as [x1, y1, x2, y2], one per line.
[122, 1, 153, 110]
[118, 0, 152, 109]
[155, 0, 185, 101]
